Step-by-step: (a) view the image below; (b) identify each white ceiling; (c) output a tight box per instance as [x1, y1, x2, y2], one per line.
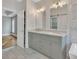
[2, 0, 26, 12]
[2, 8, 16, 17]
[2, 0, 26, 17]
[2, 0, 68, 14]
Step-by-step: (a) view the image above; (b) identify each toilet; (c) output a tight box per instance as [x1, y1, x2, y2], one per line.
[69, 43, 77, 59]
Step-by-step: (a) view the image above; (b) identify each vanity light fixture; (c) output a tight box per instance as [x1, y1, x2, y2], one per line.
[59, 1, 66, 7]
[50, 0, 66, 8]
[51, 4, 58, 8]
[37, 7, 45, 13]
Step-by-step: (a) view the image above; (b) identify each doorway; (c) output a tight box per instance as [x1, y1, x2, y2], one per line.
[2, 15, 17, 49]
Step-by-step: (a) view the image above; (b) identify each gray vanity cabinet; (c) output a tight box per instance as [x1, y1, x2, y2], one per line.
[28, 32, 66, 59]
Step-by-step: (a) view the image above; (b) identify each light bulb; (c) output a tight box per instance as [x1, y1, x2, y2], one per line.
[61, 1, 66, 5]
[37, 7, 45, 13]
[53, 4, 58, 8]
[58, 1, 63, 7]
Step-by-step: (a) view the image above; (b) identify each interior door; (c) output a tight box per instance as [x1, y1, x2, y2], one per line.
[17, 10, 24, 48]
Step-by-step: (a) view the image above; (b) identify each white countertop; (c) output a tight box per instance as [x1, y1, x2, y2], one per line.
[28, 29, 67, 37]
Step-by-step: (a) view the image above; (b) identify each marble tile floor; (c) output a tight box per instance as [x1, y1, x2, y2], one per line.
[2, 46, 49, 59]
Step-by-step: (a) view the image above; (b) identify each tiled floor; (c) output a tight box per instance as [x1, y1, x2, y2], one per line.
[2, 46, 49, 59]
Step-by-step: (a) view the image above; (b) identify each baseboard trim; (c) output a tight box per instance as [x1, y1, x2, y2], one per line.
[2, 46, 15, 52]
[2, 34, 10, 36]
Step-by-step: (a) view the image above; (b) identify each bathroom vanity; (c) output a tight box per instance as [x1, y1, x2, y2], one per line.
[28, 29, 67, 59]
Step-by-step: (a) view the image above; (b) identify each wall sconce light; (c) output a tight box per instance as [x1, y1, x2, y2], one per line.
[37, 7, 45, 13]
[50, 0, 66, 8]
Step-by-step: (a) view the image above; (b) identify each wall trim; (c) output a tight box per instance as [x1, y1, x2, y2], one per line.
[2, 33, 10, 36]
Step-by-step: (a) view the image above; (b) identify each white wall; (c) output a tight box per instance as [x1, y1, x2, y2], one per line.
[36, 5, 69, 31]
[36, 5, 51, 30]
[11, 16, 17, 34]
[35, 0, 77, 44]
[26, 0, 37, 30]
[25, 0, 77, 48]
[42, 11, 46, 29]
[2, 16, 11, 36]
[48, 1, 77, 43]
[26, 0, 37, 48]
[36, 12, 43, 29]
[51, 5, 69, 32]
[69, 0, 77, 43]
